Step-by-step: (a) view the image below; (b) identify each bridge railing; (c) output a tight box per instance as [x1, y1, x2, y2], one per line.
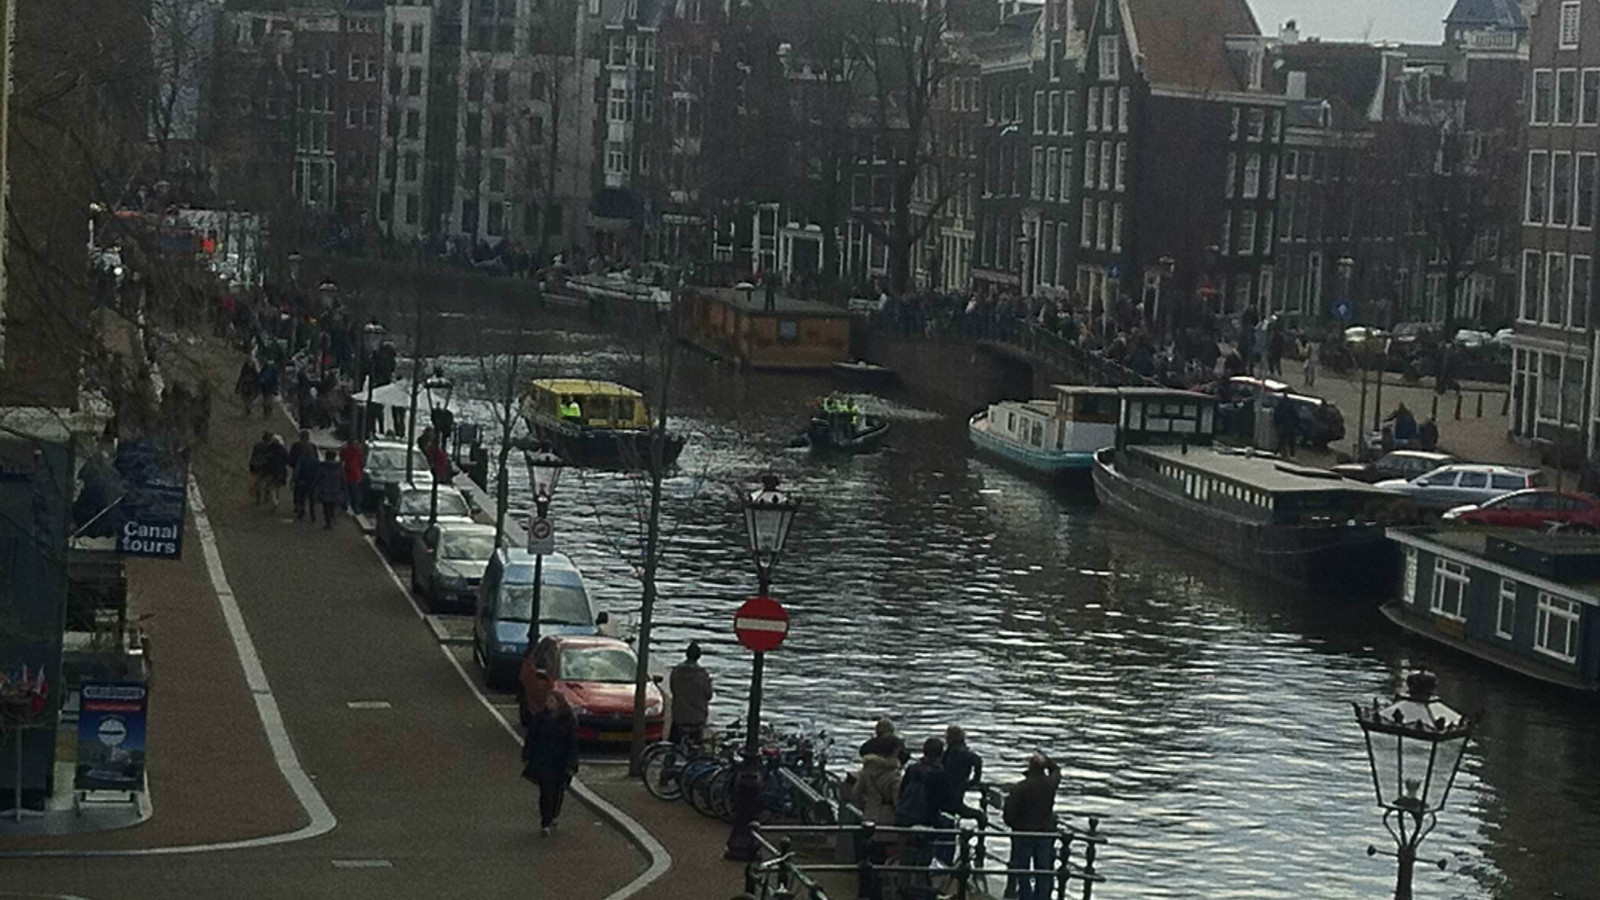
[867, 308, 1153, 388]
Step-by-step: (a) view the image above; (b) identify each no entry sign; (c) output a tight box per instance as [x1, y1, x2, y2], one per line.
[734, 595, 789, 653]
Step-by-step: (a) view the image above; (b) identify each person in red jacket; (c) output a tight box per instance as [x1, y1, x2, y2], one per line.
[339, 437, 365, 513]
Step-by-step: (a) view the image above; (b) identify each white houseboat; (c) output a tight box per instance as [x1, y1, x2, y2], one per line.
[968, 386, 1210, 482]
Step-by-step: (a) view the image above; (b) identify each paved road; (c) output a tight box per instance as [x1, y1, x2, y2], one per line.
[1, 342, 652, 899]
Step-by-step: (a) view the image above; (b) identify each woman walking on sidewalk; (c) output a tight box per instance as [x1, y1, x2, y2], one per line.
[521, 670, 579, 837]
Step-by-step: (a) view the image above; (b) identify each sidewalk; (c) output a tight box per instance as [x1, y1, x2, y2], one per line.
[2, 337, 658, 899]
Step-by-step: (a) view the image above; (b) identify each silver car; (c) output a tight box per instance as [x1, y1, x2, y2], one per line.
[1376, 464, 1546, 510]
[363, 440, 432, 511]
[412, 522, 499, 612]
[377, 482, 474, 561]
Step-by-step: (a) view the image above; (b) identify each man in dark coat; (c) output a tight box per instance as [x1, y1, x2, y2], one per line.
[313, 450, 346, 529]
[262, 434, 289, 512]
[668, 641, 713, 743]
[288, 429, 318, 521]
[248, 431, 272, 506]
[521, 671, 580, 836]
[1004, 753, 1062, 900]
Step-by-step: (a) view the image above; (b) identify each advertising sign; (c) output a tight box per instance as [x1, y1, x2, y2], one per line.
[75, 681, 148, 792]
[113, 442, 187, 559]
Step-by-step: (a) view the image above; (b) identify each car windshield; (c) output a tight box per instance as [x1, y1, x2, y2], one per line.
[400, 490, 469, 517]
[370, 446, 426, 472]
[440, 531, 496, 560]
[558, 647, 636, 683]
[498, 583, 590, 625]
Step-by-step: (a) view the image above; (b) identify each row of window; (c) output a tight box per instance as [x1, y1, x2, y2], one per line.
[1157, 462, 1274, 509]
[1518, 249, 1592, 330]
[1080, 200, 1124, 254]
[1425, 556, 1582, 663]
[1529, 67, 1600, 126]
[1526, 150, 1598, 228]
[1220, 209, 1273, 257]
[1229, 107, 1280, 143]
[1032, 89, 1079, 136]
[606, 33, 658, 71]
[390, 22, 427, 55]
[1082, 141, 1126, 194]
[1028, 146, 1075, 204]
[1086, 87, 1128, 134]
[608, 86, 654, 124]
[1224, 151, 1277, 201]
[347, 54, 382, 82]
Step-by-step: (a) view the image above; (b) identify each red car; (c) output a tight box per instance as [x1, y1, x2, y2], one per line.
[1442, 489, 1600, 530]
[528, 634, 665, 743]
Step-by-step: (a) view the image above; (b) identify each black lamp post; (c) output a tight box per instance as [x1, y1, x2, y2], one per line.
[1353, 671, 1473, 900]
[726, 473, 799, 862]
[424, 369, 454, 525]
[523, 446, 564, 648]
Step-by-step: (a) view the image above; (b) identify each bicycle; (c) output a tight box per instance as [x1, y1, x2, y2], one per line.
[639, 719, 740, 802]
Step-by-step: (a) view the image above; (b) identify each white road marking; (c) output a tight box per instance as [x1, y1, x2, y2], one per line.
[360, 535, 674, 900]
[345, 701, 393, 710]
[331, 859, 394, 869]
[0, 478, 339, 858]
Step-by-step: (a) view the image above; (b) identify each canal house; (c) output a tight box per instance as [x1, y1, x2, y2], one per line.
[1386, 528, 1600, 690]
[682, 286, 851, 370]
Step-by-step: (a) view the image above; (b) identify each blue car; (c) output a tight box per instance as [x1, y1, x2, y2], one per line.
[473, 549, 598, 690]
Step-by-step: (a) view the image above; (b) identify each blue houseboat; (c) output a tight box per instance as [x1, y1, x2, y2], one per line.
[968, 386, 1207, 482]
[1385, 528, 1600, 690]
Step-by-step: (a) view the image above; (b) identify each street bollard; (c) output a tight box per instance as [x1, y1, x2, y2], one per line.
[1431, 394, 1439, 421]
[1477, 392, 1484, 418]
[1502, 391, 1511, 417]
[1455, 392, 1463, 421]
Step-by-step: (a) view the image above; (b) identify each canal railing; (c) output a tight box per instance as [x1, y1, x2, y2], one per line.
[739, 818, 1106, 900]
[758, 771, 1107, 900]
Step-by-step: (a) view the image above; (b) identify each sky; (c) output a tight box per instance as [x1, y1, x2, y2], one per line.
[1246, 0, 1457, 44]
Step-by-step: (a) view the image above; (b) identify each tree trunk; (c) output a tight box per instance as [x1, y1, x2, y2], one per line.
[492, 353, 521, 545]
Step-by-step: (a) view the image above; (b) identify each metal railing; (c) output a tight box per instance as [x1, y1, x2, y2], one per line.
[867, 308, 1152, 388]
[740, 819, 1105, 900]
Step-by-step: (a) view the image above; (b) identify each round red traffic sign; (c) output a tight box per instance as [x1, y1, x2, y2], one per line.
[734, 595, 789, 653]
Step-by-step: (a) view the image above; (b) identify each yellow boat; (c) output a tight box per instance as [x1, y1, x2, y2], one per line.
[521, 378, 686, 470]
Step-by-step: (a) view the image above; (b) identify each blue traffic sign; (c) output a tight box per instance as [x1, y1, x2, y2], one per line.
[1332, 298, 1354, 323]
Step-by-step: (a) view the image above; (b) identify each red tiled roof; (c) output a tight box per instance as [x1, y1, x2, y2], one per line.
[1123, 0, 1261, 93]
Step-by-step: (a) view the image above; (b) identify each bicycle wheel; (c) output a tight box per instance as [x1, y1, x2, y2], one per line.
[641, 744, 685, 801]
[709, 766, 741, 823]
[685, 762, 724, 819]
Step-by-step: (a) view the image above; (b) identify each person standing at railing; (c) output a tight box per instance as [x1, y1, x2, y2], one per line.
[1003, 753, 1062, 900]
[668, 641, 712, 744]
[851, 744, 904, 898]
[942, 725, 988, 828]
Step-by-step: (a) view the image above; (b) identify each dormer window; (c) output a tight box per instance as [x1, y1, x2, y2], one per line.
[1099, 35, 1119, 81]
[1249, 49, 1263, 90]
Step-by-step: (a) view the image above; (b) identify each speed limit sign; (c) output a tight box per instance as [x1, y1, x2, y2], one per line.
[527, 517, 554, 555]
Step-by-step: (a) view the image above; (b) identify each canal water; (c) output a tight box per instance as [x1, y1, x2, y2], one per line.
[432, 322, 1596, 900]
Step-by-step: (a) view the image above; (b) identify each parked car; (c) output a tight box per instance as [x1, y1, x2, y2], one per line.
[1376, 464, 1547, 510]
[1218, 377, 1344, 447]
[473, 549, 598, 690]
[1330, 450, 1458, 484]
[411, 521, 499, 612]
[1442, 489, 1600, 531]
[376, 482, 473, 561]
[525, 634, 664, 743]
[362, 440, 432, 512]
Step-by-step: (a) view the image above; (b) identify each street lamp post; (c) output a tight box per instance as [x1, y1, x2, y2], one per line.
[424, 369, 454, 525]
[725, 473, 799, 862]
[1155, 255, 1176, 337]
[523, 447, 564, 648]
[361, 321, 386, 440]
[1353, 671, 1473, 900]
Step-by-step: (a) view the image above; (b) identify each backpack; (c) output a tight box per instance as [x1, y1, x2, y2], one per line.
[894, 766, 932, 827]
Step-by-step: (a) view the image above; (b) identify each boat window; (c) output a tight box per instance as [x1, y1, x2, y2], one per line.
[615, 398, 637, 423]
[1007, 412, 1016, 431]
[1430, 558, 1469, 622]
[1031, 422, 1044, 446]
[1458, 471, 1488, 489]
[583, 395, 613, 422]
[1535, 592, 1580, 662]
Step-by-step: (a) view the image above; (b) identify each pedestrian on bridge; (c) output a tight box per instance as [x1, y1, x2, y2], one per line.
[521, 670, 579, 837]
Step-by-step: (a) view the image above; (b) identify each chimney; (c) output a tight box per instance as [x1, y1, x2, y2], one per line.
[1288, 70, 1307, 100]
[1280, 19, 1300, 45]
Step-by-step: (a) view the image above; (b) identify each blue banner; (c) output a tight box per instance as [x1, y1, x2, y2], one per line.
[75, 680, 148, 792]
[113, 442, 187, 559]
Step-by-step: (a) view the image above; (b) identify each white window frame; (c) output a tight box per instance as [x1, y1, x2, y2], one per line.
[1430, 557, 1470, 622]
[1111, 202, 1122, 253]
[1528, 149, 1550, 225]
[1583, 68, 1600, 125]
[1547, 251, 1569, 326]
[1087, 87, 1100, 132]
[1535, 592, 1581, 662]
[1239, 209, 1256, 255]
[1560, 1, 1581, 50]
[1558, 68, 1581, 125]
[1553, 150, 1575, 225]
[1496, 579, 1517, 640]
[1114, 142, 1126, 191]
[1579, 152, 1598, 229]
[1084, 141, 1097, 189]
[1243, 153, 1261, 199]
[1224, 151, 1236, 198]
[1522, 249, 1543, 322]
[1117, 87, 1130, 133]
[1099, 35, 1119, 81]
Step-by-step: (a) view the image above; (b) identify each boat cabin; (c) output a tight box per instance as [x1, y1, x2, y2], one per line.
[1386, 528, 1600, 690]
[1108, 387, 1216, 449]
[1126, 445, 1395, 526]
[525, 379, 651, 429]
